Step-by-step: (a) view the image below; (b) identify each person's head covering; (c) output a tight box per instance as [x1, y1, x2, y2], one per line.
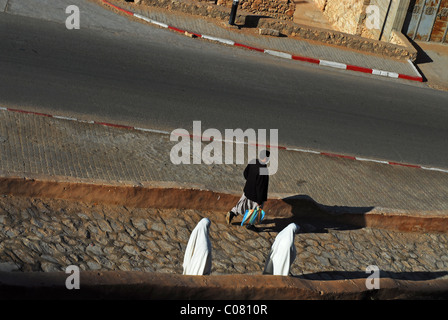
[183, 218, 212, 275]
[259, 150, 270, 162]
[263, 223, 299, 276]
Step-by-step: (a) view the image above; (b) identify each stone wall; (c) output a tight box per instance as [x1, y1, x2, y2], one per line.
[214, 0, 295, 21]
[139, 0, 295, 20]
[322, 0, 366, 35]
[257, 17, 418, 61]
[389, 29, 410, 47]
[309, 0, 367, 35]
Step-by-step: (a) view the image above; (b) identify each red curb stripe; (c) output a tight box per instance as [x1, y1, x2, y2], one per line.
[102, 0, 133, 15]
[7, 108, 52, 117]
[321, 152, 356, 160]
[191, 134, 213, 141]
[292, 55, 320, 64]
[168, 26, 186, 33]
[388, 161, 422, 169]
[94, 121, 134, 130]
[398, 74, 423, 82]
[234, 43, 265, 53]
[168, 25, 203, 38]
[346, 65, 373, 74]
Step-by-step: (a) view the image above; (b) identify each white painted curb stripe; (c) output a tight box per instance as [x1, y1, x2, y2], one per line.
[372, 69, 387, 76]
[407, 59, 423, 78]
[53, 115, 78, 121]
[319, 60, 347, 69]
[264, 50, 292, 60]
[372, 69, 399, 78]
[285, 147, 321, 155]
[202, 34, 235, 46]
[134, 127, 170, 134]
[355, 157, 389, 164]
[134, 13, 169, 28]
[421, 167, 448, 174]
[388, 72, 399, 78]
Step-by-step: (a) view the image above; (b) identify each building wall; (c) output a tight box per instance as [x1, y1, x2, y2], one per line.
[323, 0, 366, 35]
[310, 0, 411, 42]
[313, 0, 327, 10]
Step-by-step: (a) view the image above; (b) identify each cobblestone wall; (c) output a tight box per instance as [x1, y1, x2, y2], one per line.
[138, 0, 295, 21]
[204, 0, 295, 20]
[1, 194, 448, 281]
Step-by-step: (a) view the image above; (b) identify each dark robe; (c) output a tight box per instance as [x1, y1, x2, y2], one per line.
[243, 159, 269, 205]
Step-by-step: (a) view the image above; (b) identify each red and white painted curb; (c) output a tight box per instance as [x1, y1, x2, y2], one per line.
[1, 106, 446, 174]
[102, 0, 424, 82]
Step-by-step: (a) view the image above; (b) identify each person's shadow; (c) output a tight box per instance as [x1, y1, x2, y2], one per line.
[254, 194, 374, 233]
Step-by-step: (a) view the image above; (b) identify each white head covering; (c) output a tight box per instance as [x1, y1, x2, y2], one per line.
[263, 223, 299, 276]
[183, 218, 212, 275]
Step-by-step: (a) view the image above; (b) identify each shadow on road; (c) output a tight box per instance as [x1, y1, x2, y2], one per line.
[295, 270, 448, 281]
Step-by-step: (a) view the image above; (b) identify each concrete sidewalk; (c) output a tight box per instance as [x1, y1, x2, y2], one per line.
[1, 107, 448, 214]
[415, 41, 448, 91]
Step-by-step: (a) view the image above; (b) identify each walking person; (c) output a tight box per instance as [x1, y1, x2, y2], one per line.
[263, 223, 300, 276]
[183, 218, 212, 275]
[226, 150, 270, 231]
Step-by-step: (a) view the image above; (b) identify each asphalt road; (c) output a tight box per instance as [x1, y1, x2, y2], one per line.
[0, 9, 447, 169]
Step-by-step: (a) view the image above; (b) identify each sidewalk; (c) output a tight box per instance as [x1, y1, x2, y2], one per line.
[414, 41, 448, 91]
[1, 108, 448, 213]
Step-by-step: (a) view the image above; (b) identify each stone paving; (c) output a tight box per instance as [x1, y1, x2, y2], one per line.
[1, 194, 448, 281]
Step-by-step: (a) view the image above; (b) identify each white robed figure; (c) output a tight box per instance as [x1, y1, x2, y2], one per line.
[183, 218, 212, 275]
[263, 223, 299, 276]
